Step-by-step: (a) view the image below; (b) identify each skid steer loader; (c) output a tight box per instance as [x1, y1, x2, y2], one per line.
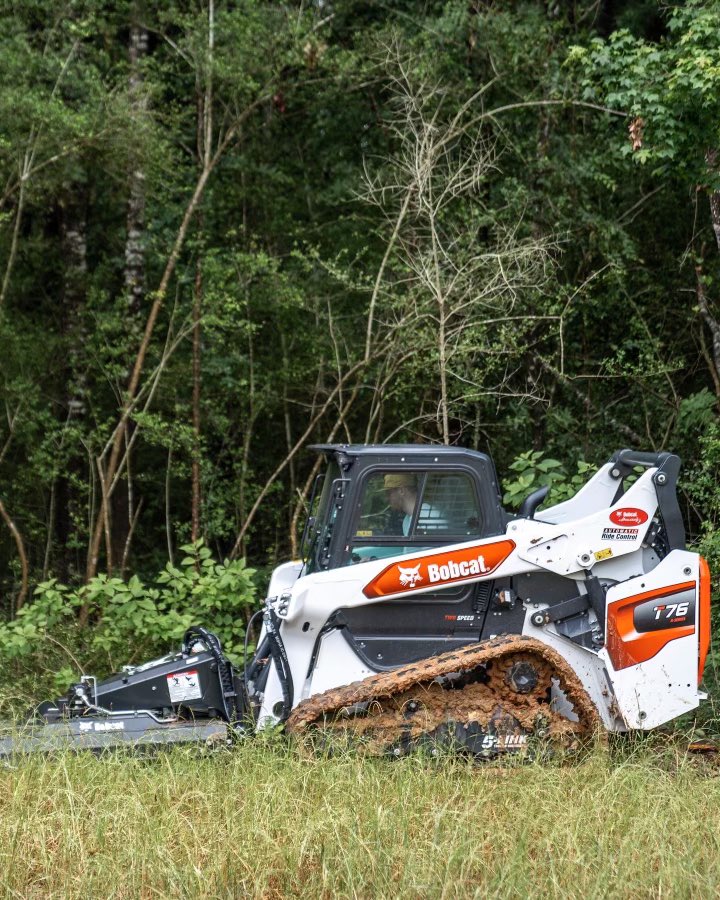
[1, 445, 711, 757]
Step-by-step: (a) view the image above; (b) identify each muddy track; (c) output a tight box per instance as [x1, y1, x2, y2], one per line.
[286, 635, 602, 752]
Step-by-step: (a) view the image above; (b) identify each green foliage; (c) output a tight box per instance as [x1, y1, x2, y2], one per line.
[678, 389, 718, 437]
[0, 542, 256, 693]
[570, 0, 720, 186]
[503, 451, 595, 509]
[0, 0, 716, 621]
[687, 425, 720, 580]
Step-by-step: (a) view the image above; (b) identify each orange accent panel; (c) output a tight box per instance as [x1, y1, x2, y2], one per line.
[698, 557, 711, 683]
[606, 581, 696, 671]
[363, 539, 516, 599]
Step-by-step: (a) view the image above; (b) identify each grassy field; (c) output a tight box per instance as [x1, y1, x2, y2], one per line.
[1, 735, 719, 899]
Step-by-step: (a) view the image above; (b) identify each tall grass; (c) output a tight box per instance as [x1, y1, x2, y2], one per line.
[1, 737, 719, 899]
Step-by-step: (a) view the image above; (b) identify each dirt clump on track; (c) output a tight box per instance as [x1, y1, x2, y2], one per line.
[287, 635, 602, 755]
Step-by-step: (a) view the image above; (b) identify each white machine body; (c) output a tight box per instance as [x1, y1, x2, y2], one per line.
[252, 450, 710, 733]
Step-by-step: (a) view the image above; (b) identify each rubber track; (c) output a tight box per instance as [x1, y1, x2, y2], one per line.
[286, 634, 602, 735]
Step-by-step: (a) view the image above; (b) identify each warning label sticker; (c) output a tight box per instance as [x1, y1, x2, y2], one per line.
[167, 670, 202, 703]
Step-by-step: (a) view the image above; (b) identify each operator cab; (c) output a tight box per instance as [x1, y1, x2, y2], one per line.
[298, 445, 517, 670]
[301, 444, 508, 575]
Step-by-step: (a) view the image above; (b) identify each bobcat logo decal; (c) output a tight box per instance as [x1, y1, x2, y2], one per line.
[397, 564, 423, 588]
[363, 539, 516, 599]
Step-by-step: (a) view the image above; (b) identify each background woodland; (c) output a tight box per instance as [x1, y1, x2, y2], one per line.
[1, 0, 720, 677]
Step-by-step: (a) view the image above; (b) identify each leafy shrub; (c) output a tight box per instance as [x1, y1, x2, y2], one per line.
[684, 423, 720, 692]
[0, 541, 258, 697]
[503, 450, 595, 509]
[686, 425, 720, 568]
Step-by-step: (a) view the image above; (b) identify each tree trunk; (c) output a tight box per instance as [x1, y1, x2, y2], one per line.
[111, 14, 150, 574]
[711, 190, 720, 252]
[191, 256, 202, 543]
[55, 187, 89, 581]
[696, 257, 720, 392]
[0, 497, 28, 614]
[697, 146, 720, 390]
[124, 19, 148, 318]
[707, 150, 720, 252]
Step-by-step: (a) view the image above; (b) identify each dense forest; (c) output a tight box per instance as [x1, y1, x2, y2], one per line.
[1, 0, 719, 631]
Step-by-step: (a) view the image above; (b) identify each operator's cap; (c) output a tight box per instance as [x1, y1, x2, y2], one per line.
[383, 473, 417, 490]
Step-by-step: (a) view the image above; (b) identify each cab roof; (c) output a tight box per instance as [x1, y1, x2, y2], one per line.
[308, 443, 493, 463]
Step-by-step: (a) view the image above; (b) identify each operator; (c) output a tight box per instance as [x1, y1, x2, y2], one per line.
[383, 473, 446, 536]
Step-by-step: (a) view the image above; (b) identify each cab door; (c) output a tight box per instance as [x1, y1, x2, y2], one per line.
[338, 466, 500, 669]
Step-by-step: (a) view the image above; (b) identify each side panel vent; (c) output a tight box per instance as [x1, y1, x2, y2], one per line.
[473, 582, 493, 614]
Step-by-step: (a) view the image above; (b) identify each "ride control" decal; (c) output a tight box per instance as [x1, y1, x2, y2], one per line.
[601, 527, 639, 542]
[363, 539, 516, 599]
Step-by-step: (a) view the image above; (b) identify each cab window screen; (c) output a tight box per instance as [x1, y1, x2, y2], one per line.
[347, 470, 483, 565]
[419, 472, 482, 536]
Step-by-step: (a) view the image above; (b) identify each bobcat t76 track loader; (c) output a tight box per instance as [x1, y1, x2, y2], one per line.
[4, 446, 711, 756]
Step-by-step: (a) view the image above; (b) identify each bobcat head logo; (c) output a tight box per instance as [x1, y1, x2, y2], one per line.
[397, 564, 423, 588]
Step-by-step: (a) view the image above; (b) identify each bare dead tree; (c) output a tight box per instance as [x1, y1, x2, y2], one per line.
[361, 62, 555, 443]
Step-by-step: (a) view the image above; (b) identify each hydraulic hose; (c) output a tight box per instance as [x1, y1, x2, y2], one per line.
[263, 608, 294, 722]
[243, 608, 266, 704]
[182, 626, 240, 724]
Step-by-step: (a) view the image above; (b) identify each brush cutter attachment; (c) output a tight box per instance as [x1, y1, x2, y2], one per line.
[0, 627, 246, 757]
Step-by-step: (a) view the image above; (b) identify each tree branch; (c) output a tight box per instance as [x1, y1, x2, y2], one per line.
[0, 497, 28, 613]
